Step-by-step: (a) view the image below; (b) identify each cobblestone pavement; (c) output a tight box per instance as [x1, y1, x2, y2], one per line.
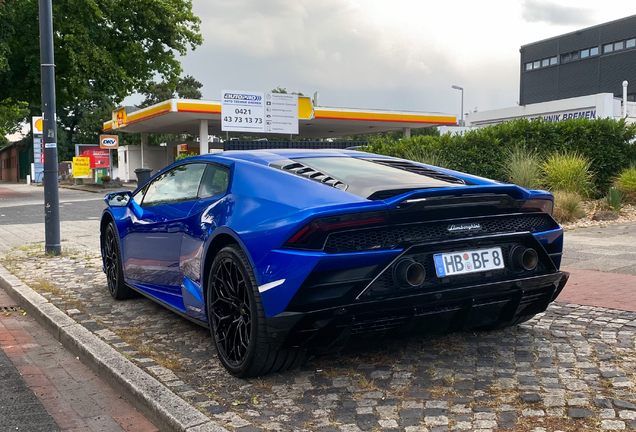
[3, 245, 636, 432]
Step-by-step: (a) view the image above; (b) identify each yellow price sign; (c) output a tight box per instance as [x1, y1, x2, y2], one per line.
[72, 157, 91, 178]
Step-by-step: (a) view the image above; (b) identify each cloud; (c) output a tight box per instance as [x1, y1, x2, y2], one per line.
[181, 0, 480, 113]
[521, 0, 594, 26]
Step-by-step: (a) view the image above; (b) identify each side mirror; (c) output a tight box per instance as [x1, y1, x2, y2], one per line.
[104, 191, 133, 208]
[104, 190, 153, 220]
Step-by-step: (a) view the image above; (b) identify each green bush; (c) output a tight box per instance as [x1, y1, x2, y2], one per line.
[541, 152, 594, 196]
[616, 167, 636, 202]
[402, 146, 448, 168]
[503, 146, 541, 189]
[606, 186, 622, 211]
[175, 152, 198, 162]
[552, 190, 585, 223]
[362, 117, 636, 194]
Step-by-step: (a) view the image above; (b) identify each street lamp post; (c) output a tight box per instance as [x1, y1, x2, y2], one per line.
[451, 85, 464, 126]
[39, 0, 61, 255]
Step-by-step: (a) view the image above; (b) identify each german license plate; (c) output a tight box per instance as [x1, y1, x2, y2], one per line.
[434, 247, 504, 277]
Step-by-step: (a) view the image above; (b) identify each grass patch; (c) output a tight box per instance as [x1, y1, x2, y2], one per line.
[156, 353, 181, 370]
[542, 152, 594, 196]
[32, 278, 62, 296]
[503, 146, 541, 189]
[553, 190, 585, 223]
[616, 167, 636, 202]
[355, 375, 379, 391]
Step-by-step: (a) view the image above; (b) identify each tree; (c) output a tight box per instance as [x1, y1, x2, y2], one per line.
[141, 75, 203, 107]
[0, 99, 29, 146]
[0, 0, 202, 144]
[176, 75, 203, 100]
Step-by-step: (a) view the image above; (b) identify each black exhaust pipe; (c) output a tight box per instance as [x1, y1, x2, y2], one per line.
[510, 246, 539, 271]
[393, 258, 426, 287]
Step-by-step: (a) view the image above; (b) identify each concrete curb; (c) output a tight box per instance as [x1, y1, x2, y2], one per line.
[0, 265, 228, 432]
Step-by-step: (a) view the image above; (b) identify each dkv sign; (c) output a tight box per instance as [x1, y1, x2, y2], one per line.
[100, 135, 119, 149]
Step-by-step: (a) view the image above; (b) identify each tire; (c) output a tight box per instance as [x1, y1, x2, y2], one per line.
[103, 222, 135, 300]
[207, 244, 302, 377]
[480, 313, 537, 331]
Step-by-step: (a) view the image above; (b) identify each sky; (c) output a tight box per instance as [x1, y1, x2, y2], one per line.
[159, 0, 636, 119]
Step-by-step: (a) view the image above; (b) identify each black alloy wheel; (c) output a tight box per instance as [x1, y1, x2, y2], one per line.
[210, 256, 252, 366]
[207, 244, 303, 377]
[103, 222, 134, 300]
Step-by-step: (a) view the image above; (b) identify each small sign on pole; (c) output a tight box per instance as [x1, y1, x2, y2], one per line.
[100, 135, 119, 149]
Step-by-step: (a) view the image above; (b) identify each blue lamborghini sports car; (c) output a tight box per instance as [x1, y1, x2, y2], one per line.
[100, 149, 568, 377]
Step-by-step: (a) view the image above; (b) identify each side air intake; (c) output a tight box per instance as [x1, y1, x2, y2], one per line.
[271, 160, 348, 190]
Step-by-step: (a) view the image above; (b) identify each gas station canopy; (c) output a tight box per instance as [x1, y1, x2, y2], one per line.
[103, 97, 457, 139]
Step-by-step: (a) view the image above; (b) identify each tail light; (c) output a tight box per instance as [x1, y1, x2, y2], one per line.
[521, 199, 554, 216]
[284, 211, 388, 250]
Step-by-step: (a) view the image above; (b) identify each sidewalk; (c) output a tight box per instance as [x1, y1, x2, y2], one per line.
[0, 287, 158, 432]
[558, 267, 636, 312]
[58, 181, 137, 194]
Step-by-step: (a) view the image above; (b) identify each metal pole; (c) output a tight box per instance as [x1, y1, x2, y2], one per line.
[460, 88, 464, 127]
[199, 119, 208, 154]
[39, 0, 61, 255]
[623, 81, 629, 118]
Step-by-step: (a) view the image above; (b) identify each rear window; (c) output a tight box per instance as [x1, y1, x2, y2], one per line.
[293, 157, 465, 199]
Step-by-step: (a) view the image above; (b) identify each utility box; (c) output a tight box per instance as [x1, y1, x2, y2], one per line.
[94, 168, 108, 184]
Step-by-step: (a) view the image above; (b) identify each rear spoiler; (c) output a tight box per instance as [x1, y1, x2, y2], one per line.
[383, 185, 552, 210]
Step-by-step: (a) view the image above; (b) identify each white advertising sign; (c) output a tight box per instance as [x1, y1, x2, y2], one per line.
[265, 93, 299, 134]
[221, 90, 265, 133]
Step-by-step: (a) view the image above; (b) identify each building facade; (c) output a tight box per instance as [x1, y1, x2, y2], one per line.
[520, 15, 636, 105]
[0, 142, 30, 183]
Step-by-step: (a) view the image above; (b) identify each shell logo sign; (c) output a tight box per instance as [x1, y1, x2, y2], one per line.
[112, 107, 127, 129]
[32, 116, 44, 135]
[100, 135, 119, 149]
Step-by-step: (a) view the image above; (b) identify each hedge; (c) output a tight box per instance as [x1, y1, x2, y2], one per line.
[362, 117, 636, 194]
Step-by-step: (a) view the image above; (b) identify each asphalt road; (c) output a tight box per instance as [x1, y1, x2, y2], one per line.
[0, 184, 105, 225]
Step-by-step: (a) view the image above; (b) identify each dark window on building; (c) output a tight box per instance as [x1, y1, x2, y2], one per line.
[561, 53, 570, 63]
